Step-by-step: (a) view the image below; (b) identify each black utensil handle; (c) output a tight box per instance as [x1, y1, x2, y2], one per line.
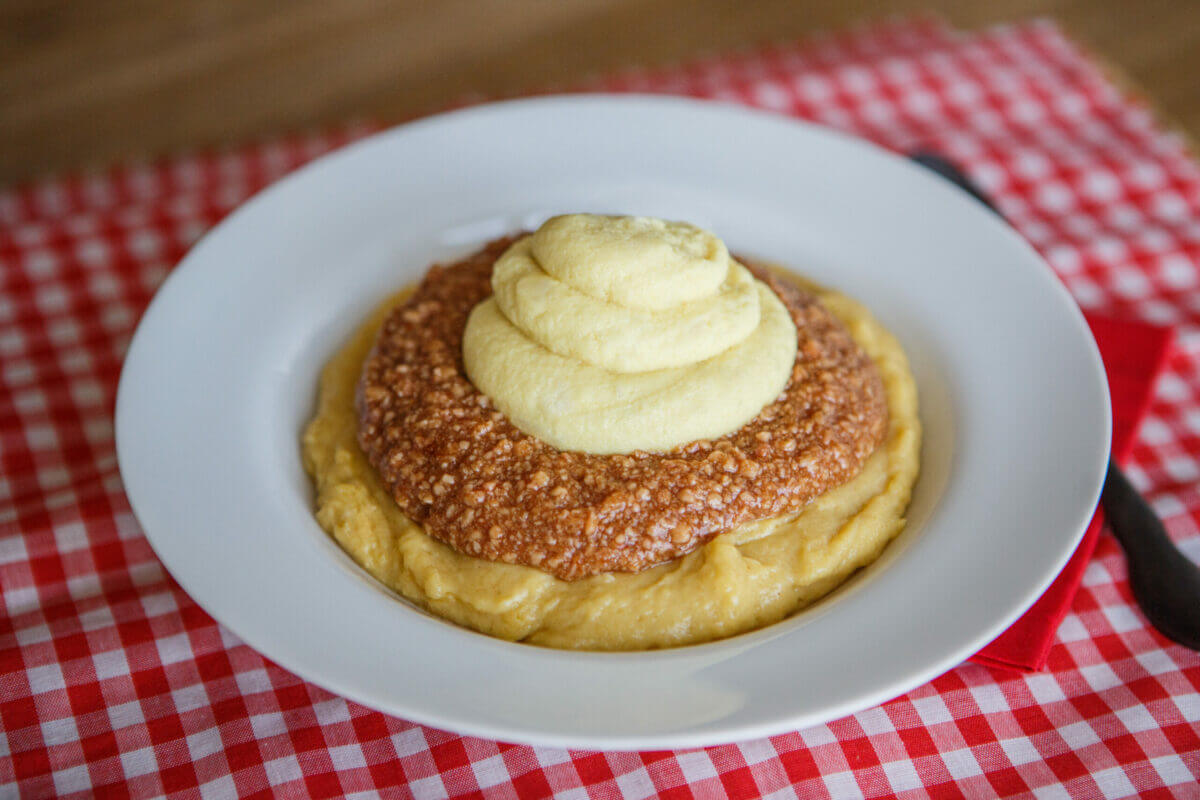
[909, 150, 1200, 652]
[909, 151, 1002, 216]
[1102, 464, 1200, 649]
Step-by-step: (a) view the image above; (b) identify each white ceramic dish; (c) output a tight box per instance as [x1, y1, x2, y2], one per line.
[116, 95, 1110, 750]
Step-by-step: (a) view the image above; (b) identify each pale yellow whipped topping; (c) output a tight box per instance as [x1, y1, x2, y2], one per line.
[462, 214, 798, 454]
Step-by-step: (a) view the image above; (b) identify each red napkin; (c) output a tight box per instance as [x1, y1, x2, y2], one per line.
[971, 314, 1174, 672]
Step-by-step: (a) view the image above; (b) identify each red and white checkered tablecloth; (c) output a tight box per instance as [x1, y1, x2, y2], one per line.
[3, 17, 1200, 799]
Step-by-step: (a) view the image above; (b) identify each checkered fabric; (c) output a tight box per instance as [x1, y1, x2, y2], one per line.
[2, 17, 1199, 799]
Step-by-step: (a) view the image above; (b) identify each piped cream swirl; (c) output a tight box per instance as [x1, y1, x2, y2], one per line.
[463, 214, 797, 454]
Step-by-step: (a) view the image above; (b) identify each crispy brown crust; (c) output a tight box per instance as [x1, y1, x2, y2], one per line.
[357, 237, 888, 580]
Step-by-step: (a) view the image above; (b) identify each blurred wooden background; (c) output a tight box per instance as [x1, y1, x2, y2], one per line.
[2, 0, 1198, 184]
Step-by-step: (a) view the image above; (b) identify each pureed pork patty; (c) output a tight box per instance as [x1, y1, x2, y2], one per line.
[355, 236, 888, 581]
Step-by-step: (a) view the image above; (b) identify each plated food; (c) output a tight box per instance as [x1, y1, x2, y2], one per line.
[303, 213, 921, 649]
[117, 95, 1110, 745]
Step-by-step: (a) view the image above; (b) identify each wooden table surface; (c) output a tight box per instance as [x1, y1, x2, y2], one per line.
[2, 0, 1198, 185]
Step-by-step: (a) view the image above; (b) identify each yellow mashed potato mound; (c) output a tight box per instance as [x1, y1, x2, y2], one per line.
[462, 215, 798, 454]
[302, 272, 920, 651]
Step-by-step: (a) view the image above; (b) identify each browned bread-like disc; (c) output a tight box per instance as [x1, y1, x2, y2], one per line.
[357, 236, 888, 581]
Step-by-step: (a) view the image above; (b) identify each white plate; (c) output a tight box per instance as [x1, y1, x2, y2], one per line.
[116, 95, 1110, 750]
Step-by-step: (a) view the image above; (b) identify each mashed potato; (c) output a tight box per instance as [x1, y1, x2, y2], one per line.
[302, 271, 920, 650]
